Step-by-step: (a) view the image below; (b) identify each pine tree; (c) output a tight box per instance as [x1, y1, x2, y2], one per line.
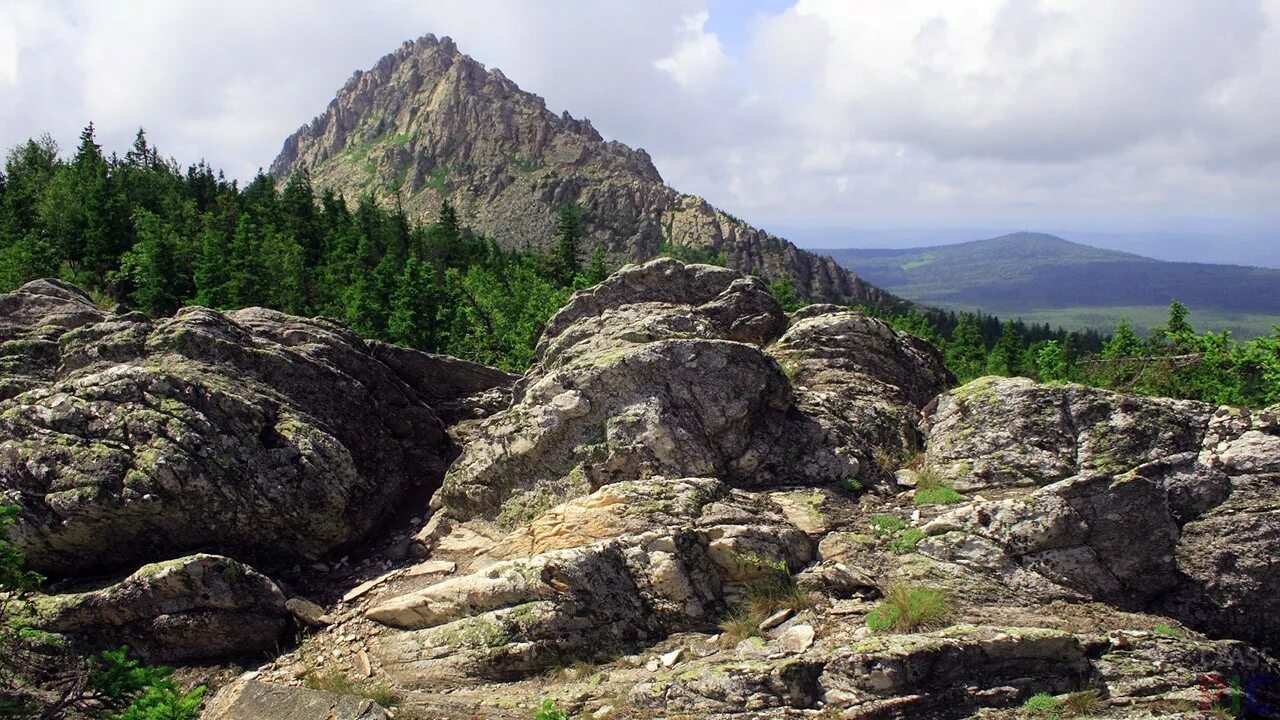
[985, 321, 1024, 376]
[945, 316, 987, 383]
[1100, 317, 1143, 359]
[1036, 341, 1070, 384]
[112, 210, 183, 316]
[550, 202, 583, 284]
[584, 246, 609, 285]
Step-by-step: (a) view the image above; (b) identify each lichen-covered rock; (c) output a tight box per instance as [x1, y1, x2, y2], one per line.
[923, 377, 1280, 650]
[203, 679, 389, 720]
[768, 307, 953, 477]
[438, 259, 860, 523]
[30, 554, 286, 662]
[439, 259, 948, 524]
[0, 280, 460, 576]
[369, 477, 813, 687]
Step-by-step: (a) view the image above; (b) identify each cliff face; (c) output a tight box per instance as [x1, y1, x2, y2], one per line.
[269, 34, 896, 307]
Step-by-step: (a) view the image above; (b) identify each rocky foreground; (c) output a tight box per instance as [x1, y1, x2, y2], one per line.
[2, 261, 1279, 719]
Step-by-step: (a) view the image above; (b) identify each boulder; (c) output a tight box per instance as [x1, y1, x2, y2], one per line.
[0, 280, 455, 575]
[768, 307, 953, 476]
[438, 259, 859, 523]
[30, 554, 286, 662]
[203, 679, 389, 720]
[924, 377, 1280, 650]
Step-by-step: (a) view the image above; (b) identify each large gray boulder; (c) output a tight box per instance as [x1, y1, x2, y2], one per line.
[203, 679, 389, 720]
[30, 554, 286, 662]
[0, 280, 461, 576]
[922, 377, 1280, 650]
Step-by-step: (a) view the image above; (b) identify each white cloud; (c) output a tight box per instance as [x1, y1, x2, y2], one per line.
[654, 11, 731, 89]
[1, 0, 1277, 235]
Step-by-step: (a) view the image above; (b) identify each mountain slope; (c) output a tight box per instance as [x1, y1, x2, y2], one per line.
[823, 232, 1280, 334]
[270, 34, 893, 306]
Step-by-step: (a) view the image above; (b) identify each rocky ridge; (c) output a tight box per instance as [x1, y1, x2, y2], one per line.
[269, 34, 895, 307]
[2, 263, 1278, 719]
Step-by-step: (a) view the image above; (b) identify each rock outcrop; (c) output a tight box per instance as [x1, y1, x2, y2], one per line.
[6, 266, 1280, 719]
[0, 279, 508, 577]
[922, 376, 1280, 650]
[203, 679, 389, 720]
[30, 554, 287, 662]
[268, 34, 896, 307]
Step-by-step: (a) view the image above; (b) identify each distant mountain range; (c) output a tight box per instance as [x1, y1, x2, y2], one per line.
[823, 232, 1280, 337]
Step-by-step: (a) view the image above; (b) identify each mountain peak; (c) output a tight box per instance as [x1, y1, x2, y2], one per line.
[270, 35, 895, 307]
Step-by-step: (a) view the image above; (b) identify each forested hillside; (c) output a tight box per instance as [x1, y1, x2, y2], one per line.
[825, 232, 1280, 338]
[0, 126, 600, 371]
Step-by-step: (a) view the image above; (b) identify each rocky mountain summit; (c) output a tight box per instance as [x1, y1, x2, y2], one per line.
[3, 263, 1279, 719]
[269, 35, 893, 307]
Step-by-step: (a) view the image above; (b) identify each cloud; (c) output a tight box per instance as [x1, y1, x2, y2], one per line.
[654, 11, 731, 89]
[1, 0, 1277, 233]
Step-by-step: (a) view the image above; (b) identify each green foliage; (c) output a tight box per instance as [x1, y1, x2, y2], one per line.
[534, 699, 568, 720]
[1153, 622, 1184, 638]
[0, 506, 41, 594]
[549, 202, 583, 285]
[1023, 692, 1064, 719]
[912, 469, 964, 506]
[717, 556, 812, 644]
[656, 239, 726, 266]
[1035, 341, 1070, 384]
[87, 648, 204, 719]
[888, 527, 925, 554]
[0, 131, 593, 372]
[865, 585, 951, 633]
[869, 514, 906, 537]
[767, 275, 806, 312]
[913, 486, 964, 506]
[837, 477, 863, 494]
[945, 316, 987, 383]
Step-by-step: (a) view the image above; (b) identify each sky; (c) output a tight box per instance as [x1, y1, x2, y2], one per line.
[2, 0, 1278, 258]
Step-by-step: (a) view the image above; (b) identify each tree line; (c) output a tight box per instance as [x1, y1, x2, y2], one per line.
[0, 126, 604, 371]
[2, 125, 1277, 407]
[863, 299, 1280, 409]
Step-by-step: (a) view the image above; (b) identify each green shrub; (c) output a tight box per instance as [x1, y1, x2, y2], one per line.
[870, 514, 907, 537]
[912, 470, 964, 505]
[717, 557, 812, 644]
[535, 698, 568, 720]
[1023, 692, 1064, 719]
[888, 528, 925, 554]
[87, 648, 204, 719]
[837, 477, 863, 493]
[865, 586, 951, 633]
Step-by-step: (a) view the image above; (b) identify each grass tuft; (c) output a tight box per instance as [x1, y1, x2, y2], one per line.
[717, 560, 813, 644]
[865, 585, 951, 633]
[303, 667, 398, 707]
[1023, 692, 1063, 718]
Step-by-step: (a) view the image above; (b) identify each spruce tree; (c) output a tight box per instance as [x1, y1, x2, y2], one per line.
[945, 316, 987, 383]
[550, 202, 583, 284]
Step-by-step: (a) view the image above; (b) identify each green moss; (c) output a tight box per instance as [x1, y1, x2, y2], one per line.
[914, 487, 965, 506]
[1153, 622, 1184, 638]
[889, 528, 925, 554]
[870, 515, 907, 537]
[437, 616, 510, 649]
